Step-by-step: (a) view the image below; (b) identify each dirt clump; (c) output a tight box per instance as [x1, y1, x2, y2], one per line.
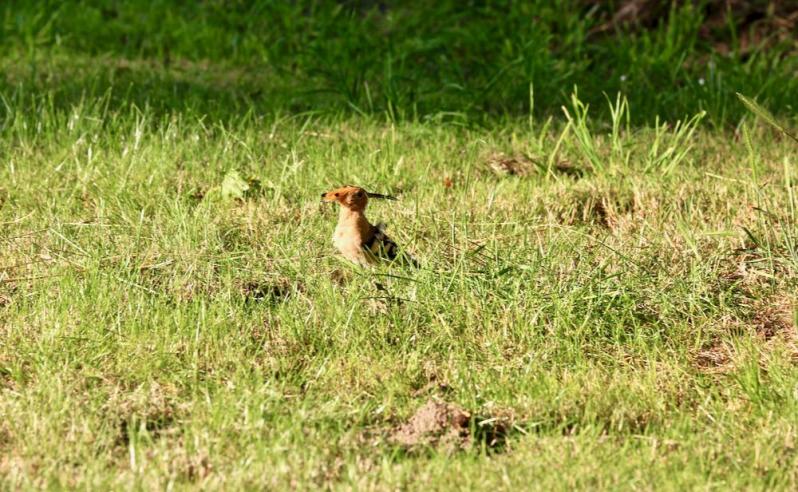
[487, 152, 536, 177]
[693, 342, 735, 374]
[486, 151, 584, 179]
[390, 400, 512, 452]
[240, 278, 301, 304]
[391, 400, 471, 450]
[107, 383, 182, 449]
[750, 295, 795, 341]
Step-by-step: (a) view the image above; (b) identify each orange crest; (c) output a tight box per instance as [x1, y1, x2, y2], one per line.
[320, 186, 396, 210]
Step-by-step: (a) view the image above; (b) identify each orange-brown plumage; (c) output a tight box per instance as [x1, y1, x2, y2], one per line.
[321, 186, 415, 267]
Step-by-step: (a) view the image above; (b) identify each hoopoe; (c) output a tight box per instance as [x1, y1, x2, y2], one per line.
[321, 185, 417, 267]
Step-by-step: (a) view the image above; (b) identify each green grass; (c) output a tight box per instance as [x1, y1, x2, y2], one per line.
[2, 1, 797, 124]
[2, 1, 798, 490]
[1, 91, 797, 489]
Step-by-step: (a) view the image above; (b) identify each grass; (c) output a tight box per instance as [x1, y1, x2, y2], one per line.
[2, 1, 798, 490]
[2, 1, 797, 123]
[2, 92, 797, 489]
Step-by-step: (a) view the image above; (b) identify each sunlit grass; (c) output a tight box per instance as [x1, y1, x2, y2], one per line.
[1, 88, 797, 489]
[1, 1, 798, 489]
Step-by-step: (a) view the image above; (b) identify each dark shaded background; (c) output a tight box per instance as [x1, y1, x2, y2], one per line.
[1, 0, 796, 124]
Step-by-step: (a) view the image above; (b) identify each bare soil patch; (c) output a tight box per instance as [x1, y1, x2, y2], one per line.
[390, 400, 511, 453]
[485, 152, 583, 179]
[693, 341, 735, 374]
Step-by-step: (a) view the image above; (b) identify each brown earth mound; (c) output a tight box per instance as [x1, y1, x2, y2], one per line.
[391, 400, 471, 450]
[390, 400, 512, 452]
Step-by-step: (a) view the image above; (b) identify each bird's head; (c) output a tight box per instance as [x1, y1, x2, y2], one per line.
[320, 186, 396, 212]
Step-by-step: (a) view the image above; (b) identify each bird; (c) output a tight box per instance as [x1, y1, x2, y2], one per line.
[320, 185, 417, 267]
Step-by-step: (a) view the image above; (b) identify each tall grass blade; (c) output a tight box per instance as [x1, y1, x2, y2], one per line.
[736, 92, 798, 144]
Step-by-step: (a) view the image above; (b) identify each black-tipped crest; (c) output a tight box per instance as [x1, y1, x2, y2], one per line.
[321, 186, 397, 205]
[366, 192, 397, 200]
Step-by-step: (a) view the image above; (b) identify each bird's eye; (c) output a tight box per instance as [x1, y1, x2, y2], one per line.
[334, 193, 339, 197]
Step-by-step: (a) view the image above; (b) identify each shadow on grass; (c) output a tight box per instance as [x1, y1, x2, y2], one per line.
[1, 1, 796, 124]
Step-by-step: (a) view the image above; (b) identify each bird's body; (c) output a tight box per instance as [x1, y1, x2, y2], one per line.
[321, 186, 414, 267]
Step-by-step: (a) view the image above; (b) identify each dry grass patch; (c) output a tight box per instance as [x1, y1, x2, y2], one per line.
[240, 277, 302, 305]
[693, 341, 736, 374]
[105, 382, 184, 450]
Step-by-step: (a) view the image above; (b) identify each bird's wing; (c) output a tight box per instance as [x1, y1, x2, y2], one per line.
[363, 224, 400, 261]
[362, 223, 418, 266]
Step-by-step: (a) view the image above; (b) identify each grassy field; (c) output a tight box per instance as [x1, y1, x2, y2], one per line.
[2, 1, 798, 490]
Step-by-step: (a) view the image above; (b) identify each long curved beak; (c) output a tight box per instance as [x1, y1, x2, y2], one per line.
[366, 192, 397, 200]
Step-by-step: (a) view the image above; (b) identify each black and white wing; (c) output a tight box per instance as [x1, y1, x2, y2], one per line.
[362, 223, 418, 266]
